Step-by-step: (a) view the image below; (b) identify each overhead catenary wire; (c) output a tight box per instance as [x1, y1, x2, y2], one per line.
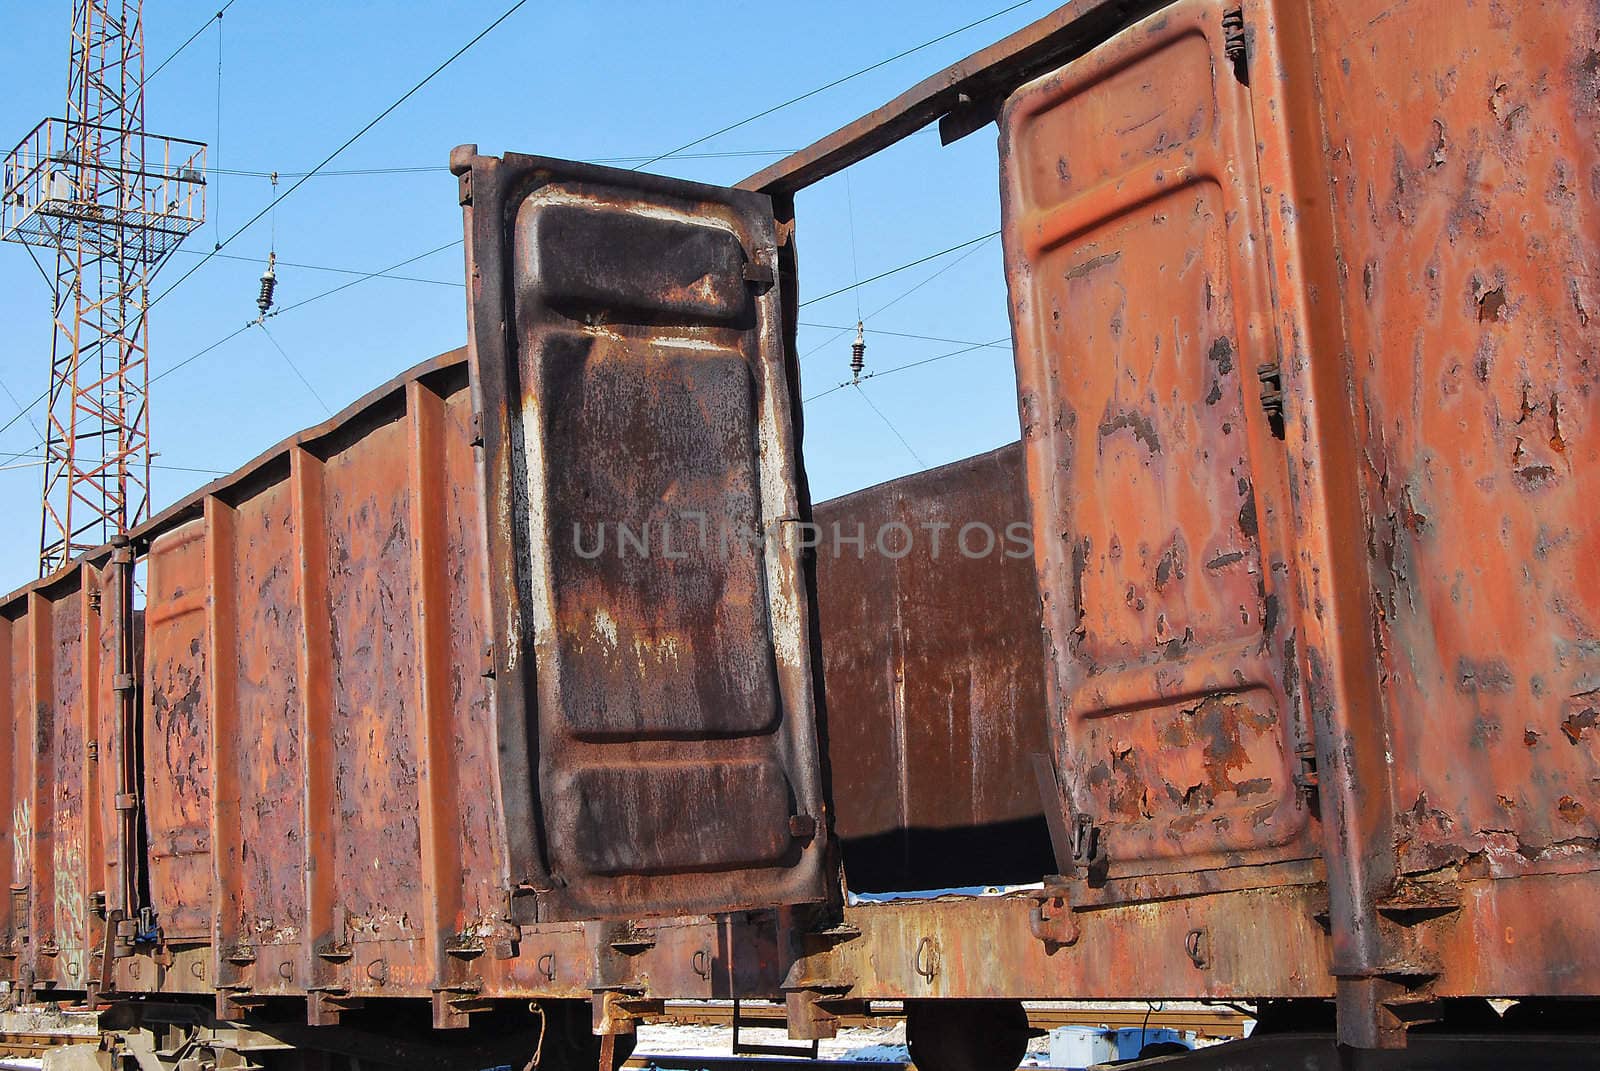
[0, 4, 1033, 531]
[842, 171, 866, 381]
[632, 0, 1037, 169]
[148, 237, 465, 388]
[0, 236, 467, 460]
[257, 322, 330, 415]
[1, 8, 1007, 453]
[798, 230, 1000, 308]
[800, 232, 999, 361]
[804, 334, 1013, 403]
[170, 246, 459, 287]
[852, 382, 924, 466]
[0, 452, 228, 477]
[257, 171, 279, 317]
[214, 11, 225, 246]
[201, 148, 803, 179]
[0, 372, 44, 443]
[0, 228, 1000, 449]
[149, 0, 534, 313]
[266, 238, 463, 319]
[143, 1, 239, 88]
[799, 323, 1010, 350]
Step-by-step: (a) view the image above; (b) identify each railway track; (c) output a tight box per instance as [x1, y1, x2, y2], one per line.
[626, 1058, 906, 1071]
[645, 1000, 1251, 1039]
[0, 1029, 90, 1057]
[0, 1004, 1247, 1069]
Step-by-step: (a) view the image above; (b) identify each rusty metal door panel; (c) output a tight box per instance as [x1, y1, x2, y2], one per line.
[93, 557, 131, 972]
[427, 382, 506, 936]
[315, 416, 425, 955]
[458, 150, 829, 919]
[813, 443, 1056, 892]
[1000, 0, 1310, 875]
[0, 608, 18, 977]
[0, 574, 104, 992]
[207, 478, 308, 986]
[1303, 0, 1600, 871]
[144, 519, 215, 941]
[50, 581, 95, 991]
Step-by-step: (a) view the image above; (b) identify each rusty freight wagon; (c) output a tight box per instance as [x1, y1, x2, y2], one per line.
[2, 0, 1600, 1067]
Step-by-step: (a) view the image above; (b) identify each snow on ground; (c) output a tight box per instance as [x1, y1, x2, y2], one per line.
[631, 1002, 1250, 1069]
[633, 1021, 911, 1064]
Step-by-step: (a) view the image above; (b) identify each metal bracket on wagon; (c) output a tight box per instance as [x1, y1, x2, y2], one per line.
[1028, 876, 1079, 951]
[591, 987, 663, 1035]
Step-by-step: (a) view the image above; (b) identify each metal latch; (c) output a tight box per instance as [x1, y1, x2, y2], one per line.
[1029, 876, 1080, 951]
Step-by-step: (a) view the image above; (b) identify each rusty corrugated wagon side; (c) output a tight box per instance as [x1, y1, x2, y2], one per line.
[1, 0, 1599, 1067]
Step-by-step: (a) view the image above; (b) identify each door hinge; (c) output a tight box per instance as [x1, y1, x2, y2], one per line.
[1257, 360, 1286, 438]
[1294, 742, 1320, 806]
[1223, 8, 1249, 85]
[1071, 813, 1102, 867]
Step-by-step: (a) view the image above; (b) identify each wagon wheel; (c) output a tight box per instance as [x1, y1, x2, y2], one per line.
[905, 1000, 1030, 1071]
[537, 999, 637, 1071]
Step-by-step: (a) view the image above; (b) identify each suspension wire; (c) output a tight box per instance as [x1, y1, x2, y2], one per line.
[257, 323, 330, 415]
[0, 452, 228, 477]
[0, 238, 464, 449]
[804, 334, 1012, 404]
[143, 1, 238, 87]
[0, 228, 999, 447]
[214, 11, 224, 248]
[256, 172, 280, 318]
[143, 323, 254, 389]
[799, 323, 1009, 350]
[149, 238, 463, 387]
[632, 0, 1036, 170]
[848, 333, 1012, 384]
[266, 239, 462, 318]
[0, 376, 42, 444]
[202, 148, 800, 179]
[843, 172, 863, 321]
[171, 247, 460, 287]
[852, 383, 924, 466]
[799, 230, 999, 308]
[842, 171, 866, 382]
[150, 0, 533, 312]
[801, 233, 998, 360]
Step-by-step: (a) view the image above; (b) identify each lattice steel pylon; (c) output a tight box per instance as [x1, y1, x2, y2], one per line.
[2, 0, 206, 575]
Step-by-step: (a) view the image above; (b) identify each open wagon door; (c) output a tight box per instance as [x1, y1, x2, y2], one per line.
[453, 148, 830, 922]
[997, 0, 1315, 884]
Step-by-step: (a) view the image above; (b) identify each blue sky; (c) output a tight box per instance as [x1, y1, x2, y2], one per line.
[0, 1, 1036, 585]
